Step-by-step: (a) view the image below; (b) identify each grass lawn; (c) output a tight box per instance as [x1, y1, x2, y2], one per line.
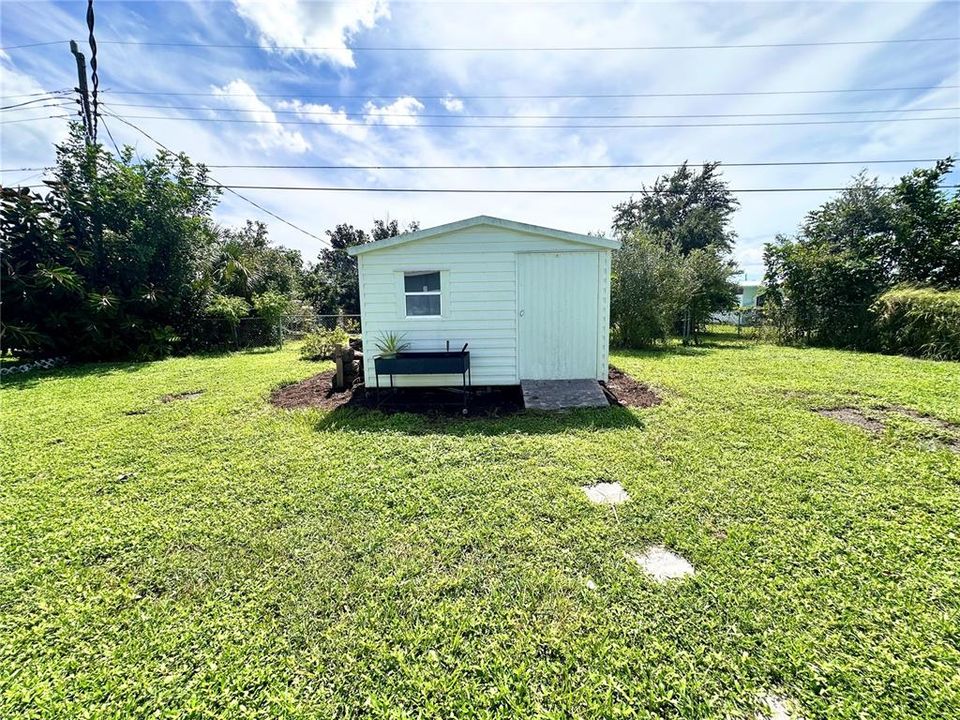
[2, 336, 959, 719]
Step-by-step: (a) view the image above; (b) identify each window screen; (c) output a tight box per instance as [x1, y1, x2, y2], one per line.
[404, 271, 441, 316]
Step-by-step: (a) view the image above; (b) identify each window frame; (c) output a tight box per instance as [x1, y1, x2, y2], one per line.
[402, 270, 443, 319]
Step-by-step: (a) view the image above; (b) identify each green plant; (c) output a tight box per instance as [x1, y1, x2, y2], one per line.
[3, 340, 959, 717]
[299, 326, 350, 361]
[873, 286, 960, 360]
[375, 331, 410, 357]
[252, 291, 292, 348]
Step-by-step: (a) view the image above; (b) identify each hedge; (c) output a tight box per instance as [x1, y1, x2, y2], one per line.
[873, 286, 960, 361]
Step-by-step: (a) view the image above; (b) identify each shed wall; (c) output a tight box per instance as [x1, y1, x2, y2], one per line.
[358, 226, 610, 387]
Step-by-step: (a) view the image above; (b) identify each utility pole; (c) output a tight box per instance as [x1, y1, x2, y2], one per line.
[69, 39, 93, 143]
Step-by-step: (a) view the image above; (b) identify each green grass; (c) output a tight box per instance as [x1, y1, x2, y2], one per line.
[2, 338, 959, 718]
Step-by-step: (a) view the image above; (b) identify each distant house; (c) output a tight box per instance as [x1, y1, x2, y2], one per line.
[737, 280, 765, 309]
[348, 215, 620, 388]
[712, 279, 765, 325]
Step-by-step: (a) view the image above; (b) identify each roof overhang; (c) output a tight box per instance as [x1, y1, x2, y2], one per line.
[347, 215, 621, 256]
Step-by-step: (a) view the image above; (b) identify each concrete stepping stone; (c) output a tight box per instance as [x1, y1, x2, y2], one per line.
[582, 481, 629, 505]
[757, 693, 801, 720]
[628, 545, 694, 581]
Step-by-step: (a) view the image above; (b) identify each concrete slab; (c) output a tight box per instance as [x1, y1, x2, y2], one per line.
[582, 481, 630, 505]
[628, 545, 695, 581]
[758, 693, 800, 720]
[521, 379, 608, 410]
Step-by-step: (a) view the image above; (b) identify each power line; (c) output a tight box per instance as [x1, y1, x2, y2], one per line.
[101, 101, 960, 120]
[0, 40, 67, 51]
[188, 158, 960, 171]
[16, 179, 958, 194]
[182, 184, 960, 194]
[2, 158, 952, 174]
[95, 83, 960, 100]
[90, 35, 960, 51]
[0, 114, 73, 125]
[0, 89, 72, 101]
[102, 110, 329, 246]
[0, 96, 74, 111]
[95, 109, 960, 128]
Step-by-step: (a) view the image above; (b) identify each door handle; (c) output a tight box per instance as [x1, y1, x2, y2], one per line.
[519, 310, 525, 317]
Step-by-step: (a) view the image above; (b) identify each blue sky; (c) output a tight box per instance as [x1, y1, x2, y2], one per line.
[2, 0, 958, 278]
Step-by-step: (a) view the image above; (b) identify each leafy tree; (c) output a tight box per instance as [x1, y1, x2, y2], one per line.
[1, 187, 83, 353]
[304, 218, 419, 315]
[612, 162, 739, 254]
[610, 232, 737, 347]
[888, 159, 960, 286]
[610, 233, 684, 346]
[213, 220, 303, 299]
[763, 159, 959, 350]
[2, 124, 220, 359]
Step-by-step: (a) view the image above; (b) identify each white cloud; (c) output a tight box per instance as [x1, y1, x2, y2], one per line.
[212, 79, 310, 153]
[363, 96, 425, 127]
[0, 56, 71, 174]
[276, 99, 369, 141]
[232, 0, 389, 67]
[441, 96, 464, 113]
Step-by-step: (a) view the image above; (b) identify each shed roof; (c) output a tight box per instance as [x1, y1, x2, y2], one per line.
[346, 215, 621, 256]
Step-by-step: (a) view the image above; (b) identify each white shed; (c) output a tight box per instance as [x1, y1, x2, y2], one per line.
[348, 215, 620, 388]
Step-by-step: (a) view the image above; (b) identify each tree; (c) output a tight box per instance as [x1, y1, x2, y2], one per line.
[888, 159, 960, 287]
[610, 232, 737, 347]
[763, 159, 959, 350]
[213, 220, 303, 300]
[304, 218, 419, 315]
[2, 124, 221, 359]
[612, 162, 739, 254]
[610, 233, 684, 346]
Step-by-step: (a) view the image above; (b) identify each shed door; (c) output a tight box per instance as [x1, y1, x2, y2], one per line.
[518, 252, 600, 380]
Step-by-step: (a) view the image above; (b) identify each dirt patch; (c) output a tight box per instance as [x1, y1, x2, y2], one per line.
[160, 390, 204, 403]
[816, 407, 885, 433]
[270, 370, 354, 411]
[602, 366, 661, 408]
[881, 405, 960, 432]
[271, 365, 660, 415]
[270, 370, 524, 416]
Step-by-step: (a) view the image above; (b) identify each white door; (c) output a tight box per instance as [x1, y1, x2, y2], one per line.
[518, 252, 600, 380]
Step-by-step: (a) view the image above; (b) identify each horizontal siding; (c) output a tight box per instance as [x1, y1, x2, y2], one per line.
[358, 226, 610, 388]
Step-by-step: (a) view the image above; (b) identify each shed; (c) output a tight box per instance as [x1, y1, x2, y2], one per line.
[348, 215, 620, 388]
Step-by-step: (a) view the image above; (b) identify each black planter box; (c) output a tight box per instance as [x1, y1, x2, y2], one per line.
[375, 351, 470, 377]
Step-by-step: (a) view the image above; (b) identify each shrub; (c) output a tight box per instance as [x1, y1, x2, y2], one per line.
[299, 326, 350, 360]
[873, 286, 960, 360]
[205, 294, 251, 329]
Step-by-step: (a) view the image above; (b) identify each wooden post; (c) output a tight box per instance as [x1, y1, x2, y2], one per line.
[334, 346, 345, 390]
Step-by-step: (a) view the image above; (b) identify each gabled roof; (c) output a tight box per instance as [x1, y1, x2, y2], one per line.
[347, 215, 621, 256]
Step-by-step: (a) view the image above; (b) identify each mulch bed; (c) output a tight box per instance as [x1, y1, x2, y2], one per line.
[271, 366, 660, 414]
[269, 370, 354, 411]
[602, 366, 662, 409]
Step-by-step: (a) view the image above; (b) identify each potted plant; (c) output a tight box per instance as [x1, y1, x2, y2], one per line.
[375, 331, 410, 358]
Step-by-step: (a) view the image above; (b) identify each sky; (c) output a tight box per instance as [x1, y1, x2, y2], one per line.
[1, 0, 959, 279]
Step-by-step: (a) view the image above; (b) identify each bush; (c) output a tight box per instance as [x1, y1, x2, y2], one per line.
[299, 326, 349, 360]
[873, 286, 960, 360]
[611, 233, 737, 347]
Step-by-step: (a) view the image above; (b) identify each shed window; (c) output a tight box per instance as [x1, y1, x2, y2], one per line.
[404, 271, 442, 317]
